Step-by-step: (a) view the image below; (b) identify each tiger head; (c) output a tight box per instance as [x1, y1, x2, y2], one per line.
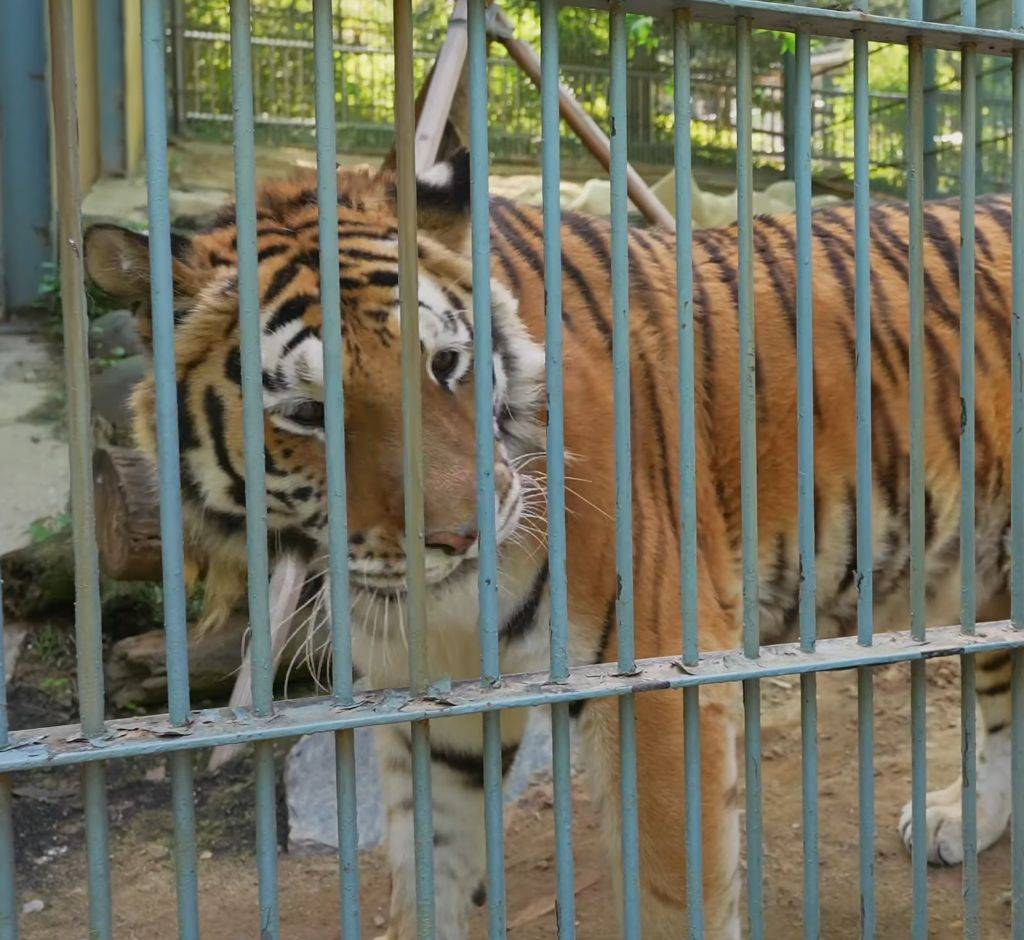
[84, 153, 545, 624]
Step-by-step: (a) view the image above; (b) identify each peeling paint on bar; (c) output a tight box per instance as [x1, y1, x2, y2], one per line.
[2, 622, 1023, 773]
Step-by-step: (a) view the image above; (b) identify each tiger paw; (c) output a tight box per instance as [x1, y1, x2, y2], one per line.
[899, 773, 1012, 866]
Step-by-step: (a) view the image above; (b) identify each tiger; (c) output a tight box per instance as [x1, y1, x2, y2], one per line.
[84, 151, 1019, 938]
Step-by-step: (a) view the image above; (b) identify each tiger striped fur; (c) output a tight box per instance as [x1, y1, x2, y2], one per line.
[84, 152, 1017, 937]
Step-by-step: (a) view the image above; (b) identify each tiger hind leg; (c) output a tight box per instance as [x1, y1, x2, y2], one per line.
[898, 644, 1014, 865]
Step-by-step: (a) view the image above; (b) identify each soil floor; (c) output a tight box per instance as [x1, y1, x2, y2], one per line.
[9, 656, 1015, 939]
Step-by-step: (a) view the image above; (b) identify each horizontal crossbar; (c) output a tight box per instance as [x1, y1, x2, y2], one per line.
[1, 620, 1022, 772]
[564, 0, 1024, 56]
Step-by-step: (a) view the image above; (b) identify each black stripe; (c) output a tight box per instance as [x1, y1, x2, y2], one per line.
[257, 243, 290, 262]
[280, 325, 316, 358]
[501, 563, 549, 645]
[202, 387, 247, 507]
[429, 742, 520, 788]
[263, 259, 300, 305]
[266, 294, 315, 335]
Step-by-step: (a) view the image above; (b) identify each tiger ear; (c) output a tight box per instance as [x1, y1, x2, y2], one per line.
[415, 148, 471, 253]
[84, 224, 155, 302]
[84, 224, 197, 347]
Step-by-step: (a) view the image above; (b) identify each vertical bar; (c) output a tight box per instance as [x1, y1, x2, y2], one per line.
[140, 4, 200, 935]
[394, 0, 436, 932]
[609, 9, 640, 938]
[673, 11, 704, 937]
[0, 1, 52, 312]
[852, 0, 876, 930]
[922, 0, 939, 199]
[47, 4, 113, 937]
[793, 30, 819, 940]
[958, 0, 980, 929]
[907, 31, 929, 940]
[736, 17, 764, 939]
[540, 0, 576, 932]
[0, 582, 17, 940]
[310, 0, 363, 934]
[97, 0, 126, 176]
[228, 2, 279, 936]
[1011, 0, 1024, 927]
[466, 1, 508, 934]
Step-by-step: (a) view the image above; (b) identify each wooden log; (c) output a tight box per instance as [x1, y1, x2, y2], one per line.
[106, 617, 249, 709]
[93, 446, 163, 582]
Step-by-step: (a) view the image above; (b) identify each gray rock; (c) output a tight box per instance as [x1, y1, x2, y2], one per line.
[89, 355, 147, 440]
[285, 708, 554, 854]
[89, 310, 145, 361]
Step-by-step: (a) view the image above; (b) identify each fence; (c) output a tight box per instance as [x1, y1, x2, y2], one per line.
[7, 0, 1024, 937]
[170, 1, 1022, 195]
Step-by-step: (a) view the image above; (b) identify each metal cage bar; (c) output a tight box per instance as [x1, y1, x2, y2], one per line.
[1014, 1, 1024, 930]
[608, 7, 642, 937]
[467, 0, 510, 933]
[540, 0, 577, 933]
[959, 0, 980, 932]
[140, 3, 201, 935]
[906, 25, 930, 940]
[47, 3, 113, 936]
[227, 1, 282, 934]
[310, 0, 363, 932]
[673, 10, 704, 938]
[851, 0, 877, 933]
[736, 16, 764, 939]
[0, 584, 16, 940]
[793, 29, 819, 938]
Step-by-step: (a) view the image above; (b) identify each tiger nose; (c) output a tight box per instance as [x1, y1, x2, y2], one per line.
[425, 528, 477, 556]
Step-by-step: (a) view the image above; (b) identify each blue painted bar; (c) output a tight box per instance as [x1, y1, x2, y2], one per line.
[468, 0, 500, 688]
[0, 580, 17, 940]
[141, 0, 192, 749]
[851, 1, 876, 930]
[228, 1, 279, 933]
[410, 721, 437, 938]
[540, 2, 576, 932]
[229, 0, 273, 718]
[541, 0, 570, 689]
[958, 5, 980, 930]
[736, 16, 764, 937]
[0, 622, 1023, 773]
[0, 776, 16, 940]
[168, 752, 199, 940]
[97, 0, 126, 176]
[550, 702, 576, 940]
[609, 8, 640, 938]
[1013, 0, 1024, 923]
[334, 730, 361, 936]
[673, 11, 704, 936]
[793, 31, 819, 938]
[309, 0, 362, 932]
[466, 1, 507, 931]
[906, 34, 929, 940]
[0, 2, 51, 312]
[82, 762, 113, 940]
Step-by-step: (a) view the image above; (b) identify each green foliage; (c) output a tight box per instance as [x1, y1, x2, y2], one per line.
[28, 513, 71, 546]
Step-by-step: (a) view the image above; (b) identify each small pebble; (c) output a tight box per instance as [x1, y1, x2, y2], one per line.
[200, 850, 213, 860]
[373, 913, 387, 928]
[22, 899, 44, 915]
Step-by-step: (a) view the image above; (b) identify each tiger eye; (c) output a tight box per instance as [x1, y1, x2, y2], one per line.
[290, 400, 324, 428]
[431, 349, 460, 385]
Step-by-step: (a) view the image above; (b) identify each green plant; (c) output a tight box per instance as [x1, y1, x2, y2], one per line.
[27, 513, 71, 545]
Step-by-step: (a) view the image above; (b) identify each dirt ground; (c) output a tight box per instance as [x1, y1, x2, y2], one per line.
[10, 656, 1014, 939]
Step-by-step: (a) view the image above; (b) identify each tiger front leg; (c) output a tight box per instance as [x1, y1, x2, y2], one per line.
[899, 648, 1014, 865]
[374, 712, 524, 940]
